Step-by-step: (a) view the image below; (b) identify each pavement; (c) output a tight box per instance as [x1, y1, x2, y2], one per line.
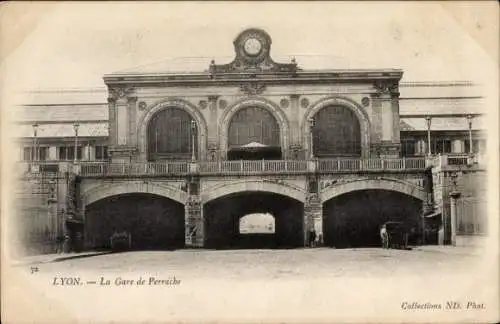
[7, 244, 483, 266]
[412, 244, 485, 256]
[9, 251, 112, 266]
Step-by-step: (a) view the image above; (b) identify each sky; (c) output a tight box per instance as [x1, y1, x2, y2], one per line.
[0, 2, 497, 92]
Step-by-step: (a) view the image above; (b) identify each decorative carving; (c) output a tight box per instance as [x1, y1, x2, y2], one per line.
[300, 97, 310, 109]
[199, 100, 208, 109]
[373, 80, 399, 97]
[321, 179, 339, 190]
[108, 86, 134, 101]
[186, 197, 201, 211]
[240, 83, 267, 95]
[138, 101, 147, 110]
[305, 193, 320, 206]
[361, 97, 370, 107]
[219, 99, 227, 109]
[280, 98, 290, 109]
[208, 28, 300, 74]
[289, 144, 302, 159]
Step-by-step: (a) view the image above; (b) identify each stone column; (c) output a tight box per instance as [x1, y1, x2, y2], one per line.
[289, 94, 300, 146]
[107, 97, 117, 146]
[449, 191, 461, 246]
[372, 81, 401, 158]
[185, 176, 203, 248]
[185, 196, 203, 248]
[127, 96, 138, 147]
[48, 146, 57, 161]
[107, 89, 138, 163]
[207, 96, 219, 160]
[304, 175, 322, 247]
[452, 139, 465, 154]
[116, 98, 128, 146]
[82, 144, 91, 161]
[304, 193, 323, 247]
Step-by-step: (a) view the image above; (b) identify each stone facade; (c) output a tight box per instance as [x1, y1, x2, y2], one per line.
[13, 28, 487, 254]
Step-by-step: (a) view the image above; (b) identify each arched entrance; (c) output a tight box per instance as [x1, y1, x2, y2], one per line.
[203, 192, 304, 249]
[312, 105, 361, 157]
[323, 189, 422, 248]
[147, 107, 198, 161]
[227, 106, 281, 160]
[85, 193, 185, 250]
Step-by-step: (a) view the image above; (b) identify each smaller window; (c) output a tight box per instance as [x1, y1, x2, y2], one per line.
[95, 145, 108, 161]
[23, 146, 48, 161]
[58, 146, 82, 161]
[23, 147, 34, 161]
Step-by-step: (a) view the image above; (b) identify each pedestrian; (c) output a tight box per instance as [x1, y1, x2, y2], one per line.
[309, 229, 317, 248]
[56, 234, 64, 254]
[380, 224, 389, 249]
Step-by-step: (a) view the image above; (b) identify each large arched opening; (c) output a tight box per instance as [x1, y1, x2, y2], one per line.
[85, 193, 185, 250]
[227, 106, 281, 160]
[323, 189, 422, 248]
[147, 107, 198, 161]
[203, 192, 304, 249]
[312, 105, 361, 157]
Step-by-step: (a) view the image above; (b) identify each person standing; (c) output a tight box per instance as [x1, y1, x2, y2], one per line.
[380, 224, 389, 249]
[309, 229, 317, 248]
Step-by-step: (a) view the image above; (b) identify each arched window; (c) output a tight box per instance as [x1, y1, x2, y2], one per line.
[239, 213, 275, 234]
[228, 107, 280, 148]
[147, 108, 198, 161]
[312, 105, 361, 157]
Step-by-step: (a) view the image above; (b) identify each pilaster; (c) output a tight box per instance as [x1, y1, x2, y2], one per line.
[371, 80, 401, 157]
[48, 146, 57, 161]
[304, 174, 323, 246]
[207, 95, 220, 160]
[127, 96, 138, 146]
[185, 176, 204, 248]
[289, 94, 300, 146]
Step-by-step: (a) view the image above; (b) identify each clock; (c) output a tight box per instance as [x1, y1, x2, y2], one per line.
[243, 37, 262, 56]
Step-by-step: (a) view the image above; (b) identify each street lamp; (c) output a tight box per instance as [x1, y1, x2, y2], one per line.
[32, 123, 39, 161]
[73, 123, 80, 163]
[425, 116, 432, 156]
[190, 120, 196, 161]
[466, 114, 473, 155]
[308, 117, 315, 159]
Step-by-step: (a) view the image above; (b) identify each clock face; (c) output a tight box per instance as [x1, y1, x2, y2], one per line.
[243, 38, 262, 56]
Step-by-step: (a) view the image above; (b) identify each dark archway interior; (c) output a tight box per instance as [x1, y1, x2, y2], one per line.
[204, 192, 303, 249]
[227, 147, 282, 160]
[323, 190, 422, 248]
[85, 193, 185, 250]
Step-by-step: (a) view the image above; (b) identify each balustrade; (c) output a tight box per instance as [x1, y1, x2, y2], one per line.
[20, 157, 431, 177]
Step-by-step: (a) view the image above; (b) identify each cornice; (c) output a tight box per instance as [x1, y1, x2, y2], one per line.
[103, 69, 403, 88]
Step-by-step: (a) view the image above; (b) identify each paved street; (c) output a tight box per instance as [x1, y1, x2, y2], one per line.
[6, 247, 494, 324]
[29, 247, 482, 280]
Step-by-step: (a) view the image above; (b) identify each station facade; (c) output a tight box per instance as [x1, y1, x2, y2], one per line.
[13, 29, 487, 254]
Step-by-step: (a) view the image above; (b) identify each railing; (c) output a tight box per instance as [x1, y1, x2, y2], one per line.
[317, 157, 426, 172]
[73, 158, 426, 176]
[80, 162, 189, 176]
[18, 154, 488, 177]
[199, 160, 308, 174]
[447, 154, 471, 166]
[18, 158, 429, 177]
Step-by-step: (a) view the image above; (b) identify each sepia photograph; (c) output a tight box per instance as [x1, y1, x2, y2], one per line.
[1, 2, 498, 323]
